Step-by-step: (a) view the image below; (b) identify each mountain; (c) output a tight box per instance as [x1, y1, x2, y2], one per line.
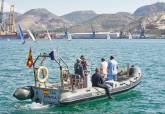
[133, 2, 165, 16]
[70, 13, 136, 32]
[16, 8, 73, 31]
[13, 2, 165, 35]
[62, 10, 97, 24]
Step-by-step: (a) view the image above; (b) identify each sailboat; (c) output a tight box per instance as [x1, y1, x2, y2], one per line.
[27, 30, 36, 41]
[128, 32, 133, 40]
[18, 25, 25, 44]
[67, 33, 72, 41]
[47, 30, 52, 40]
[107, 34, 111, 40]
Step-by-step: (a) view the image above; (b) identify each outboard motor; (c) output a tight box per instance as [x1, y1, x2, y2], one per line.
[129, 66, 142, 77]
[13, 86, 34, 100]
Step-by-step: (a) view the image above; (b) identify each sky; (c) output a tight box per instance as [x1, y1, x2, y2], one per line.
[3, 0, 165, 16]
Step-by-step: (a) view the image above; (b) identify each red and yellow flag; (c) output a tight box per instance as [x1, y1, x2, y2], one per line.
[26, 47, 33, 68]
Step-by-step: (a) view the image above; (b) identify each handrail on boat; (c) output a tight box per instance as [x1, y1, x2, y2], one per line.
[32, 53, 69, 87]
[33, 53, 68, 68]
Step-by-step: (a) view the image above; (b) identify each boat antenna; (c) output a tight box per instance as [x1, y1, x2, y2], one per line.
[0, 0, 4, 24]
[91, 24, 95, 38]
[139, 23, 146, 38]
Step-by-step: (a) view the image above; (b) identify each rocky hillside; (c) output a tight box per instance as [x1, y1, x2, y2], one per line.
[61, 10, 97, 24]
[70, 12, 136, 32]
[133, 2, 165, 16]
[123, 11, 165, 35]
[16, 8, 73, 31]
[13, 2, 165, 34]
[140, 12, 165, 35]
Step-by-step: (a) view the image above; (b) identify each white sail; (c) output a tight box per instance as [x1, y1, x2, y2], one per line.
[68, 34, 72, 41]
[128, 32, 132, 40]
[27, 30, 36, 41]
[107, 34, 111, 40]
[47, 30, 52, 40]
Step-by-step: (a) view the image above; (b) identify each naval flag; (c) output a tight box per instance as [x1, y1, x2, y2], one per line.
[49, 50, 58, 60]
[27, 47, 33, 68]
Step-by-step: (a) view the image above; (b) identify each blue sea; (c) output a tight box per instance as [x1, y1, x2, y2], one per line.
[0, 39, 165, 114]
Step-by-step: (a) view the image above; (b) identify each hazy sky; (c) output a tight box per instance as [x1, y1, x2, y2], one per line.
[3, 0, 165, 16]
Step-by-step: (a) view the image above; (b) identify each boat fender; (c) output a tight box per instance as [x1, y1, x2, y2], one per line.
[36, 66, 49, 83]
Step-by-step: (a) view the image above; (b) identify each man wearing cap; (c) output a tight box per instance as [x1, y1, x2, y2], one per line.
[74, 59, 84, 88]
[80, 55, 88, 71]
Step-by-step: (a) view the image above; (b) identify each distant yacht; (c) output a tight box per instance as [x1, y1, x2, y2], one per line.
[68, 33, 72, 41]
[107, 34, 111, 40]
[128, 32, 133, 40]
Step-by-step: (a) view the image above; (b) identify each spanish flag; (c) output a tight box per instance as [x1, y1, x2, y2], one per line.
[27, 47, 33, 68]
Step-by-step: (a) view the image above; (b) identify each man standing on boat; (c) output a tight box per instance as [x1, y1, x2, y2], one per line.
[74, 59, 84, 88]
[108, 56, 118, 81]
[100, 58, 108, 80]
[80, 55, 88, 88]
[92, 68, 112, 99]
[80, 55, 88, 71]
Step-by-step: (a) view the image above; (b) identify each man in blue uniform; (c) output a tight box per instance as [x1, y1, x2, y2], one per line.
[108, 56, 118, 81]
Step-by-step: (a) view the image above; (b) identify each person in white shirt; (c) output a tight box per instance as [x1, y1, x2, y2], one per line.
[100, 58, 108, 80]
[108, 56, 118, 81]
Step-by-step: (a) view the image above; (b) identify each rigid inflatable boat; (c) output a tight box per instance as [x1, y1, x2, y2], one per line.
[13, 53, 142, 105]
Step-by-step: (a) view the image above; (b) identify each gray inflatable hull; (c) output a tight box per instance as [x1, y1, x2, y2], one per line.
[13, 66, 142, 105]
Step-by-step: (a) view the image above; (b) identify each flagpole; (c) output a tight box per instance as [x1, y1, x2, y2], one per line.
[30, 44, 37, 86]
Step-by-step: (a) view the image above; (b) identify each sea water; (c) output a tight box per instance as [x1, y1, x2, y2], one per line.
[0, 39, 165, 114]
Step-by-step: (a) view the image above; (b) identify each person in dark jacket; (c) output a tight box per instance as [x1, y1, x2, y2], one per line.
[74, 59, 84, 88]
[80, 55, 88, 71]
[74, 59, 84, 78]
[91, 68, 112, 99]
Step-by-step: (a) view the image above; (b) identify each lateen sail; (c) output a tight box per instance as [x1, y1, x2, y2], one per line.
[18, 24, 25, 44]
[47, 30, 52, 40]
[27, 30, 36, 41]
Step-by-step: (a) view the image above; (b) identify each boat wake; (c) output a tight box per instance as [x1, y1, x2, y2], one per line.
[15, 102, 50, 110]
[30, 102, 49, 110]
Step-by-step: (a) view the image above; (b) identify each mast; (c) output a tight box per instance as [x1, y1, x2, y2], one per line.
[91, 24, 95, 38]
[139, 23, 145, 38]
[0, 0, 4, 24]
[64, 26, 68, 39]
[0, 0, 4, 32]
